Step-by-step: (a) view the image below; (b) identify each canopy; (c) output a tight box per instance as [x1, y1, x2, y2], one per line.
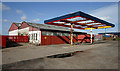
[44, 11, 115, 30]
[44, 11, 115, 45]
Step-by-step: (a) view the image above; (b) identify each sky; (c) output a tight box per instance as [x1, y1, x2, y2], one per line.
[1, 2, 118, 35]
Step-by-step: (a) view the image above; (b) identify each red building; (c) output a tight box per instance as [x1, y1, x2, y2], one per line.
[9, 21, 86, 45]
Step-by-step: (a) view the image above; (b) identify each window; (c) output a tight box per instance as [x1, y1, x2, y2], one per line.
[46, 32, 49, 35]
[62, 33, 65, 36]
[21, 34, 23, 36]
[48, 32, 53, 36]
[50, 32, 53, 36]
[34, 33, 36, 40]
[36, 33, 37, 40]
[53, 32, 57, 36]
[73, 34, 75, 36]
[33, 34, 34, 40]
[42, 31, 46, 35]
[59, 32, 63, 36]
[63, 33, 66, 36]
[42, 31, 54, 36]
[67, 33, 70, 36]
[69, 33, 70, 36]
[56, 32, 59, 36]
[59, 32, 62, 36]
[30, 34, 32, 40]
[57, 32, 61, 36]
[65, 33, 68, 36]
[31, 34, 33, 40]
[76, 34, 78, 36]
[29, 34, 31, 40]
[34, 33, 35, 40]
[73, 34, 77, 36]
[62, 33, 70, 36]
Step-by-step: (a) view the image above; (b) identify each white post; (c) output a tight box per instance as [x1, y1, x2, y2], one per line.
[71, 24, 73, 46]
[90, 28, 92, 44]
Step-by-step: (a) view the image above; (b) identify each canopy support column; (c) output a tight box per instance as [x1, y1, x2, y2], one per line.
[105, 28, 106, 40]
[90, 28, 93, 44]
[71, 24, 73, 46]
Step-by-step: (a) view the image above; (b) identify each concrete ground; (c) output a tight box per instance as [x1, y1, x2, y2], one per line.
[2, 40, 118, 69]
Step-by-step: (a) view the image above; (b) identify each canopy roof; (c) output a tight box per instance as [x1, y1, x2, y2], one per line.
[44, 11, 115, 30]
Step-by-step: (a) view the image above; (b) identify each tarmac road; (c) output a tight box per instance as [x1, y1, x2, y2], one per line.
[2, 40, 118, 69]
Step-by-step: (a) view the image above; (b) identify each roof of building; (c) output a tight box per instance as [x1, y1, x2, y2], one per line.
[13, 21, 86, 34]
[26, 22, 70, 31]
[13, 23, 21, 27]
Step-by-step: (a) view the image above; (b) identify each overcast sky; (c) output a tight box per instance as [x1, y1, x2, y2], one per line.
[1, 2, 118, 35]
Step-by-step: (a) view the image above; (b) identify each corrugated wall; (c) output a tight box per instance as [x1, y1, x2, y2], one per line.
[78, 34, 94, 43]
[41, 35, 78, 45]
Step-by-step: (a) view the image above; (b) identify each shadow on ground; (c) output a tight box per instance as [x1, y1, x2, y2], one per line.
[3, 41, 24, 49]
[2, 58, 45, 69]
[2, 51, 83, 69]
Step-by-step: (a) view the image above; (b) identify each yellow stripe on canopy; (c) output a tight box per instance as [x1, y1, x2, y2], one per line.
[98, 26, 112, 29]
[85, 28, 95, 30]
[85, 26, 112, 30]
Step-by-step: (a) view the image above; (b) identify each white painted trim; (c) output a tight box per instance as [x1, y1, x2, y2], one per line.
[19, 27, 29, 35]
[9, 29, 18, 35]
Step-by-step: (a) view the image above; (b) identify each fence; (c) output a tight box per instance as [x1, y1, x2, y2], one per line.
[6, 36, 29, 43]
[95, 34, 103, 41]
[0, 35, 29, 48]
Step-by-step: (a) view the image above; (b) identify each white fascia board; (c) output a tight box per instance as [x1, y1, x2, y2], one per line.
[9, 29, 18, 35]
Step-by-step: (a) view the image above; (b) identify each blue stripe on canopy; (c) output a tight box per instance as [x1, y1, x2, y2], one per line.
[44, 11, 115, 27]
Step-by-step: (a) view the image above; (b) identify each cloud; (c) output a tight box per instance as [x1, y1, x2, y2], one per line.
[16, 9, 27, 20]
[21, 15, 26, 20]
[2, 4, 11, 10]
[98, 16, 112, 21]
[85, 3, 118, 34]
[16, 9, 23, 14]
[0, 3, 10, 10]
[31, 18, 40, 22]
[90, 4, 118, 24]
[3, 19, 9, 23]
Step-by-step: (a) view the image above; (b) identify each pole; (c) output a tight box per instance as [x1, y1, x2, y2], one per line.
[71, 24, 73, 46]
[105, 28, 106, 40]
[90, 28, 92, 44]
